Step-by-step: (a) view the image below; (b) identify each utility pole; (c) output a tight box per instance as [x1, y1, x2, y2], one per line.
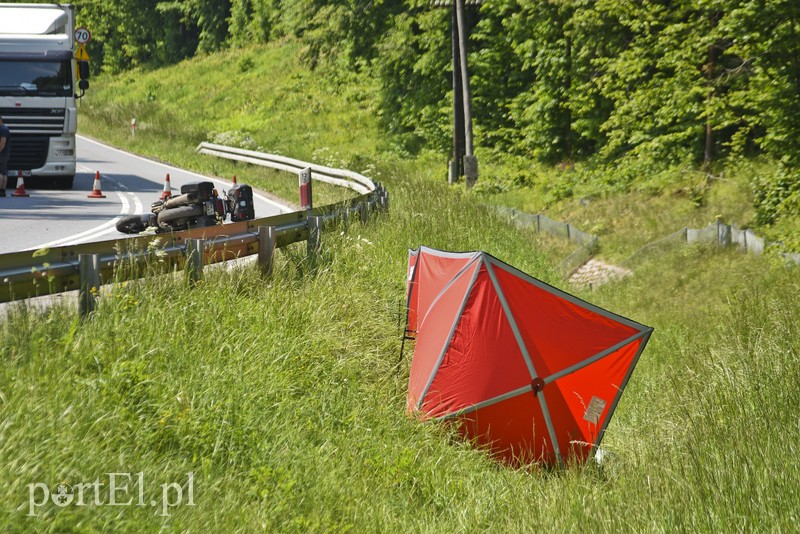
[449, 6, 465, 184]
[454, 0, 478, 188]
[435, 0, 480, 187]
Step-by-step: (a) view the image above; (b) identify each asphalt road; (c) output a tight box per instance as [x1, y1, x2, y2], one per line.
[0, 136, 292, 254]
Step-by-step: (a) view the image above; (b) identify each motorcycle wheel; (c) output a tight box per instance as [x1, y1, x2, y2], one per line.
[157, 204, 205, 227]
[116, 214, 152, 234]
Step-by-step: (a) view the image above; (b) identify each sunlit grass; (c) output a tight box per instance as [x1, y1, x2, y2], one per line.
[2, 178, 798, 530]
[480, 161, 759, 263]
[1, 38, 798, 531]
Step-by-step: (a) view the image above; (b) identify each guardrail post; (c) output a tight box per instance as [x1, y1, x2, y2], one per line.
[79, 253, 101, 318]
[186, 238, 205, 286]
[358, 202, 368, 225]
[339, 207, 349, 232]
[258, 225, 277, 276]
[374, 184, 384, 211]
[718, 221, 732, 248]
[307, 216, 322, 260]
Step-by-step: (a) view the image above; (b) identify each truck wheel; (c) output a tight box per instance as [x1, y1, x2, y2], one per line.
[157, 204, 204, 227]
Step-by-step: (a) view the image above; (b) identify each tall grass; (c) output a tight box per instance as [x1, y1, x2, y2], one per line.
[1, 39, 799, 530]
[3, 171, 799, 530]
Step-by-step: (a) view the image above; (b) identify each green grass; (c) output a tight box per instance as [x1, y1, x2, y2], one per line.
[2, 39, 800, 530]
[80, 41, 384, 207]
[477, 158, 762, 263]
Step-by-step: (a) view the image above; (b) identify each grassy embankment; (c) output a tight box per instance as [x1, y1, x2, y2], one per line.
[478, 157, 769, 262]
[1, 41, 799, 530]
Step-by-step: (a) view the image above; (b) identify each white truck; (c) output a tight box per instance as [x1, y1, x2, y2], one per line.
[0, 3, 89, 190]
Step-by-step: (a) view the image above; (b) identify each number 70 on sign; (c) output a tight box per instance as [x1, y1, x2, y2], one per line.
[74, 27, 91, 44]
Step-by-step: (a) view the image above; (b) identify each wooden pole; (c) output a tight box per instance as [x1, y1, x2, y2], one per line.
[450, 6, 466, 184]
[454, 0, 478, 187]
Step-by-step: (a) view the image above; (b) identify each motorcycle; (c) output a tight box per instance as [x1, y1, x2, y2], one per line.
[115, 181, 255, 234]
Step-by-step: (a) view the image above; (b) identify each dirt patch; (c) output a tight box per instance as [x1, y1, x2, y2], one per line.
[569, 259, 631, 289]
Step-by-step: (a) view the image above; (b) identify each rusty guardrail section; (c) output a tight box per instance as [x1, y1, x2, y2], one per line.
[0, 147, 389, 308]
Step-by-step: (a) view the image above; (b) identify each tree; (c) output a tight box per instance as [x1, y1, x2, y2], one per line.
[373, 6, 452, 152]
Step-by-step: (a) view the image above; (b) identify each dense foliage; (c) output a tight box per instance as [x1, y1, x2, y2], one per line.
[37, 0, 800, 224]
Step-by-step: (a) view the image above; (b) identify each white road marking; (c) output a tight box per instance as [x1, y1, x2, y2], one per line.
[31, 173, 135, 250]
[27, 139, 291, 252]
[78, 135, 293, 213]
[132, 190, 143, 214]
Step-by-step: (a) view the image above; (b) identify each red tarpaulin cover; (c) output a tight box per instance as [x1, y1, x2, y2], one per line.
[405, 246, 652, 466]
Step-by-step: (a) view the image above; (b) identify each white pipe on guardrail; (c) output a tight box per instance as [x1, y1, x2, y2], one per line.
[196, 142, 375, 195]
[197, 146, 365, 194]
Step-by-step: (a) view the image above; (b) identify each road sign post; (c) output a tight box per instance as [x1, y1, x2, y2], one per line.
[75, 45, 90, 62]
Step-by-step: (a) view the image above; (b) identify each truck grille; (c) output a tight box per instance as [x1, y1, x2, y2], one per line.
[1, 107, 64, 170]
[0, 107, 65, 136]
[7, 136, 50, 171]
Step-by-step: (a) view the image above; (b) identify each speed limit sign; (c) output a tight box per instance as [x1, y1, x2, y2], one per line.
[74, 27, 91, 44]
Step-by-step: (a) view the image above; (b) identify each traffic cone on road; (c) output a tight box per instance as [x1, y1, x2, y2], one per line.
[160, 173, 173, 200]
[232, 175, 238, 185]
[87, 171, 107, 199]
[11, 174, 30, 197]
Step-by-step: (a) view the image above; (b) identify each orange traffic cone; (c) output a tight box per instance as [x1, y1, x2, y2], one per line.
[232, 175, 238, 185]
[11, 174, 30, 197]
[87, 171, 106, 198]
[160, 173, 173, 200]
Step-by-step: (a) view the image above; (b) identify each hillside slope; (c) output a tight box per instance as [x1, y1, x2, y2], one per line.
[1, 42, 799, 531]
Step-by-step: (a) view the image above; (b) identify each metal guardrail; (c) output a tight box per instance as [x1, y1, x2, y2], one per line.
[491, 206, 599, 278]
[0, 147, 389, 307]
[493, 205, 800, 279]
[624, 220, 800, 267]
[196, 142, 375, 195]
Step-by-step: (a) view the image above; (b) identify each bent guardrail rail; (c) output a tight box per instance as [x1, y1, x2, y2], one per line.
[196, 142, 375, 195]
[0, 147, 389, 309]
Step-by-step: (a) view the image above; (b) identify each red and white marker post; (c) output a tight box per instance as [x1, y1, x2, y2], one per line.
[299, 167, 312, 211]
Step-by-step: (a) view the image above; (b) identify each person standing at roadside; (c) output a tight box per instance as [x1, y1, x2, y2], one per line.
[0, 115, 10, 197]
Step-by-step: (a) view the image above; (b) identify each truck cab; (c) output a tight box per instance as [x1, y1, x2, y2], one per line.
[0, 3, 87, 190]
